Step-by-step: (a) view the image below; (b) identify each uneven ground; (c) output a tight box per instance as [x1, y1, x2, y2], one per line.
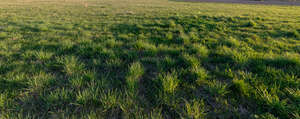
[0, 0, 300, 118]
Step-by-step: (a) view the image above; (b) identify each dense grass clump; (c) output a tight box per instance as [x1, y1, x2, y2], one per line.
[0, 0, 299, 118]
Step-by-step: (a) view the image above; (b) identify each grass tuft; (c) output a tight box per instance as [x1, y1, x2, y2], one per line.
[183, 99, 206, 119]
[126, 62, 144, 93]
[57, 56, 85, 76]
[0, 32, 7, 39]
[159, 71, 179, 94]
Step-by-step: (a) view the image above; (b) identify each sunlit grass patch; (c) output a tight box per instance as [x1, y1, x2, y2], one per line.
[205, 80, 229, 97]
[159, 71, 179, 94]
[126, 62, 144, 93]
[182, 99, 206, 119]
[27, 71, 55, 89]
[57, 56, 85, 76]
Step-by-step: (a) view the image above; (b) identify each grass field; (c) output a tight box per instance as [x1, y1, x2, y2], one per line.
[0, 0, 300, 118]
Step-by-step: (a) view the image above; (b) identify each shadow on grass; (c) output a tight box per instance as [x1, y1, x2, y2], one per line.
[2, 14, 299, 118]
[0, 79, 27, 93]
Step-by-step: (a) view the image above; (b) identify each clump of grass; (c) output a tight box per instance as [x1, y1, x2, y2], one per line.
[228, 17, 238, 22]
[134, 40, 157, 55]
[286, 30, 300, 38]
[76, 88, 98, 105]
[45, 88, 72, 106]
[156, 71, 180, 106]
[99, 90, 119, 110]
[285, 88, 300, 102]
[70, 70, 97, 89]
[254, 113, 278, 119]
[157, 44, 182, 56]
[22, 50, 35, 60]
[87, 112, 98, 119]
[57, 56, 85, 76]
[118, 91, 143, 118]
[34, 51, 54, 61]
[226, 37, 240, 47]
[70, 75, 86, 89]
[224, 68, 235, 79]
[0, 32, 7, 39]
[6, 26, 14, 32]
[147, 109, 163, 119]
[60, 39, 74, 51]
[105, 58, 123, 69]
[159, 56, 176, 70]
[181, 53, 200, 68]
[183, 99, 206, 119]
[37, 25, 48, 31]
[126, 62, 144, 93]
[159, 71, 179, 94]
[62, 24, 73, 30]
[188, 31, 200, 42]
[78, 30, 92, 38]
[168, 20, 176, 28]
[105, 39, 123, 48]
[245, 20, 257, 27]
[216, 46, 248, 64]
[76, 89, 92, 105]
[190, 66, 208, 84]
[137, 33, 146, 40]
[191, 44, 209, 57]
[0, 93, 6, 108]
[118, 34, 130, 40]
[231, 79, 252, 97]
[256, 87, 288, 117]
[27, 71, 55, 89]
[206, 80, 229, 97]
[178, 32, 190, 45]
[165, 31, 173, 40]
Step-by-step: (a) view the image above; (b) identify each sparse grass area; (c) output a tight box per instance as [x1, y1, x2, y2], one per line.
[0, 0, 299, 118]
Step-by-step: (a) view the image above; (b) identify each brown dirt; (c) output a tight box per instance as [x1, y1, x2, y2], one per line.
[174, 0, 300, 6]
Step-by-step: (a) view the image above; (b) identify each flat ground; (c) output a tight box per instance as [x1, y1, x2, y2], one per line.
[0, 0, 299, 119]
[176, 0, 300, 6]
